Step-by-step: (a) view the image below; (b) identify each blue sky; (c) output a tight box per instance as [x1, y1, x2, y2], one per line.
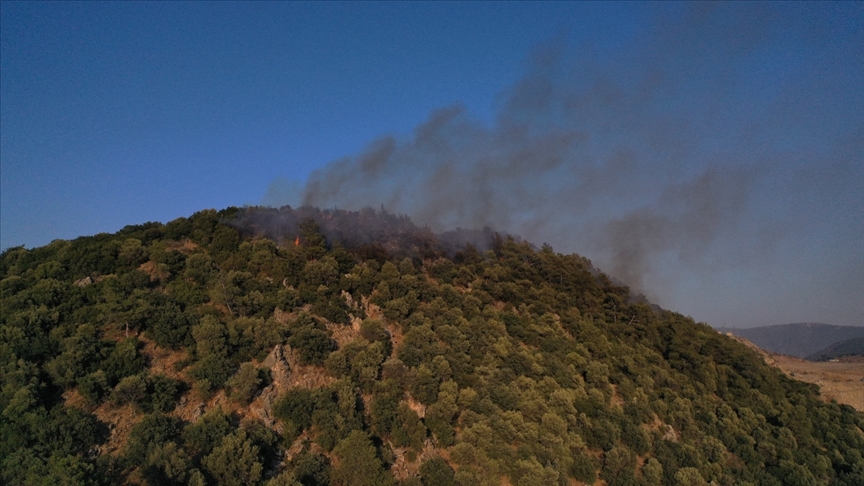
[2, 2, 862, 329]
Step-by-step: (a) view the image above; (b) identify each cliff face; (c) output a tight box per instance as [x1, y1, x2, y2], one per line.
[1, 206, 863, 486]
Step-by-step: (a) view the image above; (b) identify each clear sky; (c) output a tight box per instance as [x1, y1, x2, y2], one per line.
[2, 2, 862, 328]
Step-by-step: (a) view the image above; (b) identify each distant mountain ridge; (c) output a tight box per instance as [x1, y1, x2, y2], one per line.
[806, 337, 864, 362]
[715, 323, 864, 359]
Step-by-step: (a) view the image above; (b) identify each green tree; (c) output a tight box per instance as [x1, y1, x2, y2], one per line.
[674, 467, 708, 486]
[288, 327, 333, 366]
[147, 374, 184, 412]
[411, 365, 439, 406]
[226, 362, 263, 405]
[286, 313, 334, 366]
[273, 388, 316, 439]
[44, 324, 106, 389]
[330, 430, 395, 486]
[641, 458, 663, 486]
[101, 337, 147, 385]
[109, 374, 147, 408]
[291, 451, 331, 486]
[391, 402, 426, 451]
[125, 413, 182, 466]
[182, 408, 234, 459]
[77, 370, 110, 405]
[201, 431, 263, 486]
[420, 456, 455, 486]
[190, 315, 235, 389]
[143, 441, 191, 485]
[265, 470, 303, 486]
[601, 446, 636, 486]
[299, 218, 328, 260]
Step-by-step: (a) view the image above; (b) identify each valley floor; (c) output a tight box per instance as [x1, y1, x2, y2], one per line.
[723, 333, 864, 412]
[773, 356, 864, 412]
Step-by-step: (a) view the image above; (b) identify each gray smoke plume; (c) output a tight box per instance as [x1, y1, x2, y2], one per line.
[283, 3, 864, 324]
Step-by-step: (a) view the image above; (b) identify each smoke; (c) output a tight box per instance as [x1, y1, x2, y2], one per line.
[271, 3, 863, 320]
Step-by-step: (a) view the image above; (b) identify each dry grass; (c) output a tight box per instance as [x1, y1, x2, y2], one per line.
[92, 402, 143, 456]
[727, 333, 864, 411]
[772, 355, 864, 412]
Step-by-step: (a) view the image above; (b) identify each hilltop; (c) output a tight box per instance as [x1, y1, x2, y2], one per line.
[1, 206, 862, 486]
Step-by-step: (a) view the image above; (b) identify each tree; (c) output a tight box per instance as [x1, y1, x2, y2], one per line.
[147, 374, 184, 413]
[420, 456, 455, 486]
[284, 312, 334, 367]
[101, 337, 146, 385]
[109, 374, 147, 408]
[330, 430, 395, 486]
[273, 388, 315, 438]
[600, 446, 636, 486]
[190, 315, 235, 389]
[78, 370, 110, 405]
[641, 458, 663, 486]
[201, 431, 263, 486]
[143, 441, 191, 485]
[44, 324, 106, 389]
[288, 327, 333, 366]
[570, 452, 599, 484]
[291, 451, 331, 486]
[226, 362, 263, 405]
[391, 402, 426, 451]
[411, 365, 439, 406]
[265, 470, 303, 486]
[299, 218, 327, 260]
[674, 467, 708, 486]
[182, 408, 234, 459]
[125, 413, 182, 466]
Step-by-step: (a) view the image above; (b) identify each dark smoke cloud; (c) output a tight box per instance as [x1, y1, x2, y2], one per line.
[280, 3, 863, 326]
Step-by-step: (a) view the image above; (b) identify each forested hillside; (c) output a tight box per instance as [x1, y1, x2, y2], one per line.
[2, 206, 862, 486]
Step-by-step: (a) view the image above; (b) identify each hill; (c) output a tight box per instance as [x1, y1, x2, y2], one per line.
[716, 323, 864, 359]
[1, 206, 862, 486]
[807, 337, 864, 362]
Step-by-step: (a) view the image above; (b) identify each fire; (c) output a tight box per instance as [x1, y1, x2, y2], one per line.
[295, 236, 300, 246]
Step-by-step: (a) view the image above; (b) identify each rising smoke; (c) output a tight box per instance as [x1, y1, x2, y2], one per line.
[271, 4, 864, 319]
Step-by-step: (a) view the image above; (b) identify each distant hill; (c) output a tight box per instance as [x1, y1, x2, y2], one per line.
[716, 323, 864, 359]
[806, 337, 864, 361]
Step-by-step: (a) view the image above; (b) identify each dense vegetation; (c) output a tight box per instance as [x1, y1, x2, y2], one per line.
[2, 206, 862, 486]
